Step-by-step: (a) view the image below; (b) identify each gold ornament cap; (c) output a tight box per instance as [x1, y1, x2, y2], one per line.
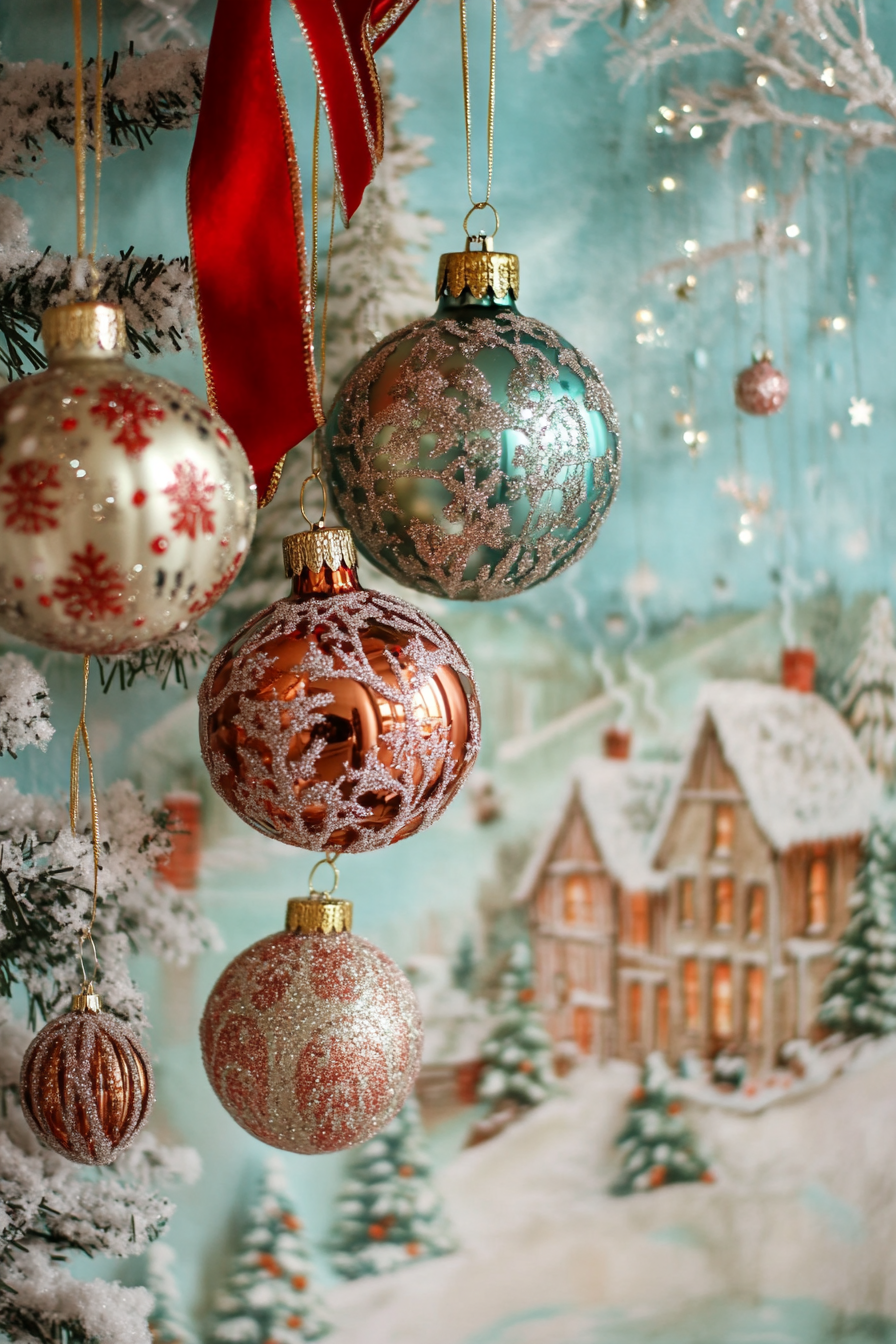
[42, 302, 127, 360]
[282, 526, 357, 579]
[286, 898, 353, 935]
[71, 987, 103, 1013]
[436, 237, 519, 301]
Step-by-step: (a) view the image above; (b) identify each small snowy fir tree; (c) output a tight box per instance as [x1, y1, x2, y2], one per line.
[840, 595, 896, 786]
[0, 653, 212, 1344]
[329, 1095, 455, 1279]
[611, 1052, 713, 1196]
[322, 58, 442, 403]
[210, 1157, 330, 1344]
[477, 941, 553, 1111]
[818, 817, 896, 1037]
[146, 1242, 199, 1344]
[0, 652, 53, 757]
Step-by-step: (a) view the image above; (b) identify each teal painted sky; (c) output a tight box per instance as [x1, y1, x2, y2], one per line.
[1, 0, 895, 1334]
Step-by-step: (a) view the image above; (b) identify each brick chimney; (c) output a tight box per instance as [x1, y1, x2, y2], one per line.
[156, 791, 203, 891]
[604, 726, 631, 760]
[781, 648, 816, 694]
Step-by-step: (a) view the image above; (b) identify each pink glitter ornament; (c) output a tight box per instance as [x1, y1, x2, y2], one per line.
[200, 894, 422, 1154]
[734, 353, 789, 416]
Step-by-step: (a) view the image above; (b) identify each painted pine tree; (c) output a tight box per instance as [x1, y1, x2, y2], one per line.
[818, 817, 896, 1037]
[329, 1096, 455, 1278]
[612, 1053, 713, 1196]
[477, 940, 553, 1111]
[210, 1158, 330, 1344]
[147, 1243, 199, 1344]
[840, 595, 896, 786]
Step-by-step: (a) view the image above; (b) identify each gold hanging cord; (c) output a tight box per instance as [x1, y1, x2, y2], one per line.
[259, 89, 337, 512]
[459, 0, 498, 236]
[70, 657, 102, 988]
[69, 0, 106, 991]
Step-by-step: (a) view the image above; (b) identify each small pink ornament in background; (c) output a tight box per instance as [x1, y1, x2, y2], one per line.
[735, 353, 790, 416]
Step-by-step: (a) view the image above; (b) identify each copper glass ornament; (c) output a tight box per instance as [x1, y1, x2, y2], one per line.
[324, 240, 621, 601]
[734, 353, 790, 416]
[198, 524, 481, 854]
[0, 302, 256, 655]
[200, 893, 423, 1154]
[20, 987, 154, 1166]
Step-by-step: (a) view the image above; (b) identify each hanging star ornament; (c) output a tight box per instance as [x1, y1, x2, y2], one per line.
[849, 396, 874, 427]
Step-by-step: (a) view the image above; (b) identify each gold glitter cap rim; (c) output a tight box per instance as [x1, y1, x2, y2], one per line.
[436, 245, 520, 301]
[70, 988, 103, 1013]
[42, 302, 127, 359]
[286, 897, 353, 935]
[282, 526, 357, 579]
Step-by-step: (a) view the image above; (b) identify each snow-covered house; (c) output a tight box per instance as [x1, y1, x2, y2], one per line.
[517, 660, 880, 1074]
[512, 738, 676, 1064]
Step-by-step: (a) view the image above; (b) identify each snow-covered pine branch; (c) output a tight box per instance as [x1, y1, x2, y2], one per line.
[840, 595, 896, 786]
[507, 0, 896, 161]
[0, 774, 220, 1029]
[0, 45, 206, 180]
[97, 622, 212, 693]
[0, 198, 195, 380]
[0, 653, 53, 758]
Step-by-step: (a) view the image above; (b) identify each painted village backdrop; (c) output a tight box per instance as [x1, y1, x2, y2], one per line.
[5, 0, 896, 1342]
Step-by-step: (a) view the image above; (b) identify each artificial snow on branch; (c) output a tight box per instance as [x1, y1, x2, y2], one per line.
[0, 653, 53, 758]
[0, 198, 195, 379]
[507, 0, 896, 161]
[0, 45, 206, 180]
[98, 623, 212, 693]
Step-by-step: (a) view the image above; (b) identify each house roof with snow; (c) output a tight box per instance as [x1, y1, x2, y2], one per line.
[514, 757, 678, 901]
[686, 679, 880, 853]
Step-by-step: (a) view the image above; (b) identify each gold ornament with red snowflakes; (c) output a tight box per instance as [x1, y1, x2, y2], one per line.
[200, 888, 422, 1154]
[0, 302, 256, 655]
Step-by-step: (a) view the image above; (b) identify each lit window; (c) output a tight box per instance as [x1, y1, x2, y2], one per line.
[627, 981, 643, 1043]
[747, 884, 765, 937]
[808, 854, 829, 932]
[746, 967, 764, 1044]
[679, 877, 695, 926]
[655, 984, 670, 1051]
[629, 893, 649, 947]
[564, 874, 593, 924]
[713, 804, 735, 855]
[683, 959, 700, 1032]
[712, 963, 733, 1038]
[714, 877, 734, 929]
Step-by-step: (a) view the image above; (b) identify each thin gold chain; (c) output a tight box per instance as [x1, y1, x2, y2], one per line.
[72, 0, 87, 258]
[459, 0, 497, 211]
[90, 0, 103, 269]
[70, 657, 102, 986]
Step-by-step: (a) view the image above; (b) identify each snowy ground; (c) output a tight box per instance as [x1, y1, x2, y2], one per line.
[325, 1052, 896, 1344]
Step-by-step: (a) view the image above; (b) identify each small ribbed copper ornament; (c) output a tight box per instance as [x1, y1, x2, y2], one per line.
[20, 992, 154, 1166]
[734, 354, 789, 416]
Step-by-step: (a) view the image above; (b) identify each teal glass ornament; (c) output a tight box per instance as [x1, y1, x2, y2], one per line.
[323, 239, 621, 602]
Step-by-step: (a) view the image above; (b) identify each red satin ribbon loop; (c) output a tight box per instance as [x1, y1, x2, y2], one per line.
[188, 0, 420, 502]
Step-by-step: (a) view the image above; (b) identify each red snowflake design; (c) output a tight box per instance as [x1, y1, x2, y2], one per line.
[163, 460, 217, 540]
[0, 461, 62, 534]
[90, 383, 164, 457]
[51, 543, 126, 621]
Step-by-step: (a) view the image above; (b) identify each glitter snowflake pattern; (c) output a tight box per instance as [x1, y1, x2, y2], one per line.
[849, 396, 874, 428]
[200, 931, 422, 1154]
[199, 590, 481, 854]
[0, 460, 61, 533]
[90, 382, 165, 456]
[326, 311, 621, 600]
[164, 460, 217, 539]
[51, 543, 126, 621]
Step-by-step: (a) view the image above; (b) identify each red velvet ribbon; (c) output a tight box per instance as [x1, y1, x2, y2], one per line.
[188, 0, 420, 503]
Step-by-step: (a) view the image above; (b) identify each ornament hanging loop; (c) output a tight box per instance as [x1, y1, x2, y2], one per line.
[463, 202, 500, 242]
[299, 472, 328, 528]
[70, 655, 102, 982]
[308, 852, 339, 899]
[77, 931, 99, 990]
